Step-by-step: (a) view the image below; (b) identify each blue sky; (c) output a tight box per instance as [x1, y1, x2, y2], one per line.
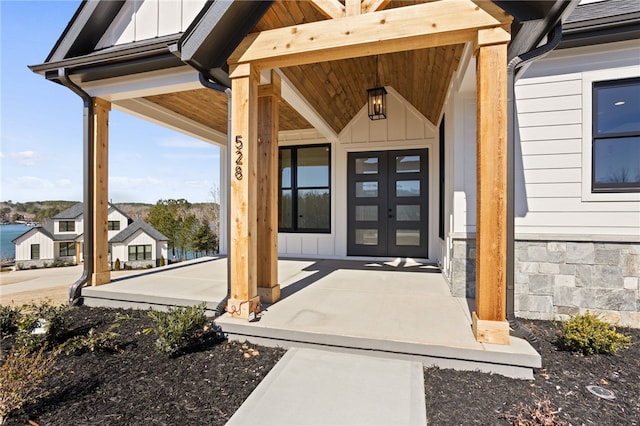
[0, 1, 220, 204]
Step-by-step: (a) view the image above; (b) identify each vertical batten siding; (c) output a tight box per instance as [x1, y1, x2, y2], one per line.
[514, 42, 640, 238]
[95, 0, 207, 49]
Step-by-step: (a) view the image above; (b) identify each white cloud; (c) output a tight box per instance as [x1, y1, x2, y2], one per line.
[6, 175, 54, 189]
[109, 176, 163, 188]
[1, 150, 42, 166]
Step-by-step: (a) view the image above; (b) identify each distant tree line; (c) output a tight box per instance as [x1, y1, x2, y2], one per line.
[146, 199, 218, 259]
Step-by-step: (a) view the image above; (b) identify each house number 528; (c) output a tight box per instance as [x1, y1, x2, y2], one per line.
[234, 136, 243, 181]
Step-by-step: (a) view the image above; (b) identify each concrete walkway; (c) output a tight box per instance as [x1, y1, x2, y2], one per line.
[228, 348, 426, 426]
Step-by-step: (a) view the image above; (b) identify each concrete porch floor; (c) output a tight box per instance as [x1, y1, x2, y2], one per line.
[82, 257, 540, 378]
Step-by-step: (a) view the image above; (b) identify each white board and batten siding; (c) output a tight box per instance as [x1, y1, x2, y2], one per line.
[111, 230, 167, 263]
[95, 0, 207, 49]
[14, 232, 54, 261]
[515, 39, 640, 240]
[277, 87, 440, 260]
[107, 207, 131, 240]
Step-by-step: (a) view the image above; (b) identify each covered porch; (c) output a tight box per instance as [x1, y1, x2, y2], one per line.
[81, 257, 540, 378]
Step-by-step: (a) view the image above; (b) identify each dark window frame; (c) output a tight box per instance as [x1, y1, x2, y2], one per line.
[108, 220, 121, 231]
[31, 244, 40, 260]
[278, 143, 332, 233]
[59, 220, 75, 232]
[59, 242, 75, 257]
[592, 77, 640, 193]
[128, 244, 152, 261]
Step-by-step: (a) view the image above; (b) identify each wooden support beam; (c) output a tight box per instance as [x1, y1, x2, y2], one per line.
[473, 40, 509, 345]
[229, 0, 511, 70]
[91, 98, 111, 286]
[310, 0, 345, 19]
[256, 71, 281, 304]
[227, 64, 260, 319]
[345, 0, 361, 16]
[360, 0, 391, 14]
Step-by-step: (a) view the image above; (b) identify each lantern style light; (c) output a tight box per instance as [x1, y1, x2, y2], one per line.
[367, 86, 387, 120]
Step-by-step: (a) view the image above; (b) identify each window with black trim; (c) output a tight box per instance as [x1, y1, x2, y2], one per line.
[59, 221, 75, 232]
[108, 221, 121, 231]
[31, 244, 40, 260]
[128, 245, 152, 261]
[592, 77, 640, 192]
[60, 242, 75, 257]
[278, 144, 331, 233]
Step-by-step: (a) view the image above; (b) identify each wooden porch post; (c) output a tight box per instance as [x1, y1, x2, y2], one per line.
[257, 70, 281, 303]
[472, 29, 510, 344]
[91, 98, 111, 285]
[227, 64, 260, 318]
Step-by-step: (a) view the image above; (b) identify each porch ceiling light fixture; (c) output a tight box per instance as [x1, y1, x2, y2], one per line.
[367, 56, 386, 120]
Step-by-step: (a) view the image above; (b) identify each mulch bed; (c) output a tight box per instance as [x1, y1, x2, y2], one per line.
[2, 306, 639, 425]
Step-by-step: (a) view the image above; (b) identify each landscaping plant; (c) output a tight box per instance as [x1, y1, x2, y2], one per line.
[14, 302, 69, 351]
[0, 306, 21, 339]
[0, 346, 59, 424]
[143, 302, 211, 355]
[502, 399, 568, 426]
[61, 323, 121, 355]
[558, 311, 631, 355]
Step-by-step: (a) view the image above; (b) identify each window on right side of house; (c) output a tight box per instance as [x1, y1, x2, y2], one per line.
[592, 77, 640, 192]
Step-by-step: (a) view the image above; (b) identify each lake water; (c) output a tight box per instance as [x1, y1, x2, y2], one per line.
[0, 224, 31, 260]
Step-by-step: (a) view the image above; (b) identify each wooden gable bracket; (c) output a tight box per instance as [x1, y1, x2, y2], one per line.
[310, 0, 392, 19]
[229, 0, 512, 73]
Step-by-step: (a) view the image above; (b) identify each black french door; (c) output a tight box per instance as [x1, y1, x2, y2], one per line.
[347, 149, 428, 257]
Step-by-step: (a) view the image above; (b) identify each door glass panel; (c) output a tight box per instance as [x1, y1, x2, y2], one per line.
[355, 205, 377, 221]
[356, 229, 378, 245]
[396, 180, 420, 197]
[396, 155, 420, 173]
[396, 229, 420, 246]
[356, 158, 378, 175]
[397, 205, 420, 221]
[297, 146, 329, 187]
[298, 189, 330, 229]
[356, 181, 378, 197]
[279, 149, 292, 188]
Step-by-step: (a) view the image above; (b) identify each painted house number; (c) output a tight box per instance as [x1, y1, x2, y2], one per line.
[234, 135, 243, 181]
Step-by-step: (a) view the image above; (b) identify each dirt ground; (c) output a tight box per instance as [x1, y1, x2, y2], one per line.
[0, 284, 69, 307]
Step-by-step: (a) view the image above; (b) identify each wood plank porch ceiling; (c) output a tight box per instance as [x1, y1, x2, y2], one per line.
[146, 0, 465, 135]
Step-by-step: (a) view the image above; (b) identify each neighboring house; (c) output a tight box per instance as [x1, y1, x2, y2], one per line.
[28, 0, 639, 334]
[13, 203, 168, 269]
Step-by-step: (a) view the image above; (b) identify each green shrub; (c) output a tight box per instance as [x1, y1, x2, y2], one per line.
[0, 346, 59, 424]
[61, 323, 121, 355]
[15, 263, 23, 271]
[559, 311, 632, 355]
[143, 303, 209, 355]
[159, 256, 165, 267]
[0, 306, 21, 338]
[114, 258, 120, 270]
[14, 302, 69, 351]
[29, 265, 37, 269]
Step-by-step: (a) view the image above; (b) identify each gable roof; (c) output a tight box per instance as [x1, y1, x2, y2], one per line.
[52, 202, 132, 221]
[109, 219, 168, 243]
[12, 222, 79, 243]
[560, 0, 640, 48]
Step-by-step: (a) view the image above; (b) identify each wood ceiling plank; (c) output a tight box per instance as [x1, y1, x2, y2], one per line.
[309, 0, 345, 19]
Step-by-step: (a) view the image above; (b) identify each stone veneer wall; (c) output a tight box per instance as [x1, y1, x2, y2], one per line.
[448, 238, 640, 328]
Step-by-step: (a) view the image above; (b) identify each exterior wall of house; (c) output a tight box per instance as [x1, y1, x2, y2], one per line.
[107, 208, 130, 240]
[95, 0, 206, 49]
[54, 217, 82, 235]
[14, 231, 55, 268]
[276, 87, 440, 261]
[443, 39, 640, 327]
[111, 230, 163, 269]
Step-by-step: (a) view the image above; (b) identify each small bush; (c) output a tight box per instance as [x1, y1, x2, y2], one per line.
[61, 323, 121, 355]
[559, 311, 631, 355]
[15, 263, 23, 271]
[159, 256, 165, 267]
[114, 258, 120, 270]
[29, 265, 37, 269]
[14, 302, 69, 351]
[144, 303, 209, 355]
[0, 306, 21, 338]
[0, 346, 59, 424]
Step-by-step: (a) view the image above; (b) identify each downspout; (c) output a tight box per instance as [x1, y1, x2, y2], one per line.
[198, 72, 232, 318]
[56, 68, 94, 305]
[507, 23, 563, 349]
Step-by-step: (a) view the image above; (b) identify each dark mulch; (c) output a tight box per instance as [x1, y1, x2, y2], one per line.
[425, 320, 640, 425]
[2, 307, 639, 425]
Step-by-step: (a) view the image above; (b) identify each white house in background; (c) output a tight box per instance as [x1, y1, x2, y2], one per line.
[13, 203, 168, 269]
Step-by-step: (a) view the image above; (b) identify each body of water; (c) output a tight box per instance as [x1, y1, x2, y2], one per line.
[0, 224, 31, 260]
